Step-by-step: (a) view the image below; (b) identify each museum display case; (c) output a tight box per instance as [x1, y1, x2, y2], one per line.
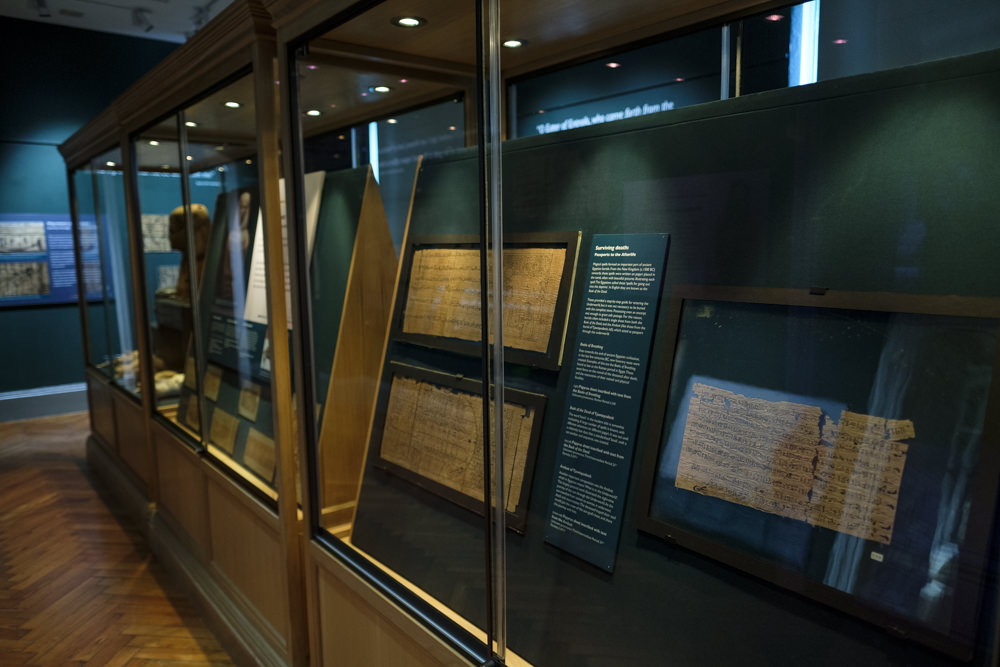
[274, 0, 1000, 665]
[58, 0, 1000, 664]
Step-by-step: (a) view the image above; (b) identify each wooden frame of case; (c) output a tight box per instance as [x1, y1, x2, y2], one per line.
[634, 284, 1000, 659]
[390, 232, 580, 370]
[370, 362, 546, 533]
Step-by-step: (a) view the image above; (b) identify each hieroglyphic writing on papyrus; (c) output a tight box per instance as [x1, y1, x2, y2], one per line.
[244, 427, 275, 480]
[675, 382, 912, 544]
[0, 222, 46, 253]
[401, 247, 567, 353]
[209, 407, 239, 455]
[811, 411, 911, 544]
[379, 375, 535, 512]
[0, 262, 49, 297]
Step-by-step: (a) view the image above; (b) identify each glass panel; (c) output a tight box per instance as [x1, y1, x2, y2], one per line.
[91, 146, 139, 395]
[498, 1, 1000, 666]
[135, 117, 202, 435]
[74, 165, 112, 373]
[292, 0, 488, 655]
[182, 73, 275, 496]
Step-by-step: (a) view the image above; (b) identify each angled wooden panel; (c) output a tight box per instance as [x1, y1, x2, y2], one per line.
[154, 421, 211, 560]
[112, 389, 150, 492]
[86, 371, 116, 451]
[313, 549, 468, 667]
[206, 474, 290, 652]
[318, 170, 399, 524]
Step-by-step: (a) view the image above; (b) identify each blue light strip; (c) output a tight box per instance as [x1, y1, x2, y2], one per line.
[790, 0, 821, 86]
[368, 121, 380, 182]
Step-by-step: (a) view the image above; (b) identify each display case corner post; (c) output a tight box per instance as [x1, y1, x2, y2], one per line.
[253, 33, 311, 667]
[120, 130, 161, 501]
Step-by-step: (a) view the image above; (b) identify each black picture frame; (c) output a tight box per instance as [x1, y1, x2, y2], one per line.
[371, 362, 547, 533]
[390, 232, 580, 370]
[634, 285, 1000, 659]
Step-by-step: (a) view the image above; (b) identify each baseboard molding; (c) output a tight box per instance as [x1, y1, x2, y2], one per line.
[85, 434, 289, 667]
[0, 382, 88, 422]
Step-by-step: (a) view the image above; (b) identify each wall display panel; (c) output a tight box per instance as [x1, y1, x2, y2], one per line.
[635, 286, 1000, 657]
[392, 233, 580, 369]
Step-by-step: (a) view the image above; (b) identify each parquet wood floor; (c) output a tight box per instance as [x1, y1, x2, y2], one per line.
[0, 412, 234, 666]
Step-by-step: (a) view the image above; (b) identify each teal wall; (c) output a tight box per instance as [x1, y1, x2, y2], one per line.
[0, 17, 176, 392]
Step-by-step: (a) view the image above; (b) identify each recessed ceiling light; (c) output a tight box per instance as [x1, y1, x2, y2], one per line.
[307, 64, 318, 70]
[224, 101, 241, 108]
[833, 38, 848, 45]
[502, 39, 524, 48]
[392, 16, 426, 28]
[305, 109, 322, 117]
[245, 159, 252, 165]
[448, 125, 456, 131]
[217, 167, 225, 172]
[105, 161, 116, 167]
[338, 135, 345, 140]
[372, 85, 391, 93]
[399, 78, 408, 83]
[185, 121, 197, 127]
[764, 13, 784, 22]
[606, 62, 621, 69]
[387, 118, 398, 124]
[675, 77, 685, 82]
[361, 92, 368, 97]
[185, 155, 192, 161]
[148, 140, 159, 146]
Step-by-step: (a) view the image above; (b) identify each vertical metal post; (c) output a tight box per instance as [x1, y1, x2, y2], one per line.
[177, 112, 211, 446]
[487, 0, 507, 660]
[720, 24, 731, 100]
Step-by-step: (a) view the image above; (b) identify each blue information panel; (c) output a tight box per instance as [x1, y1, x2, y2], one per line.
[0, 213, 99, 307]
[544, 233, 669, 571]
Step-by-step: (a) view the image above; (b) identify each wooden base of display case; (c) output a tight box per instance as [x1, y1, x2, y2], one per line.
[86, 428, 295, 667]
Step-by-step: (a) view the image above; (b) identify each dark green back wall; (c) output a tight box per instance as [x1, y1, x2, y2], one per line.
[0, 17, 176, 392]
[352, 49, 1000, 666]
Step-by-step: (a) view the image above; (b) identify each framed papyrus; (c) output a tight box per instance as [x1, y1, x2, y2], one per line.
[635, 285, 1000, 659]
[371, 363, 546, 532]
[392, 233, 580, 369]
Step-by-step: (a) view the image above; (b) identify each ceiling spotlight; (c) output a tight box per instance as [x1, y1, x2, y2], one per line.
[387, 118, 398, 124]
[148, 140, 160, 146]
[338, 135, 345, 140]
[502, 39, 524, 48]
[185, 121, 197, 127]
[307, 65, 318, 71]
[606, 62, 621, 69]
[764, 13, 785, 22]
[245, 159, 253, 165]
[361, 92, 368, 97]
[224, 101, 241, 108]
[399, 78, 408, 83]
[392, 16, 426, 28]
[185, 155, 192, 161]
[833, 38, 848, 45]
[105, 161, 116, 167]
[217, 167, 225, 172]
[372, 85, 391, 93]
[305, 109, 322, 117]
[675, 77, 685, 82]
[448, 125, 457, 131]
